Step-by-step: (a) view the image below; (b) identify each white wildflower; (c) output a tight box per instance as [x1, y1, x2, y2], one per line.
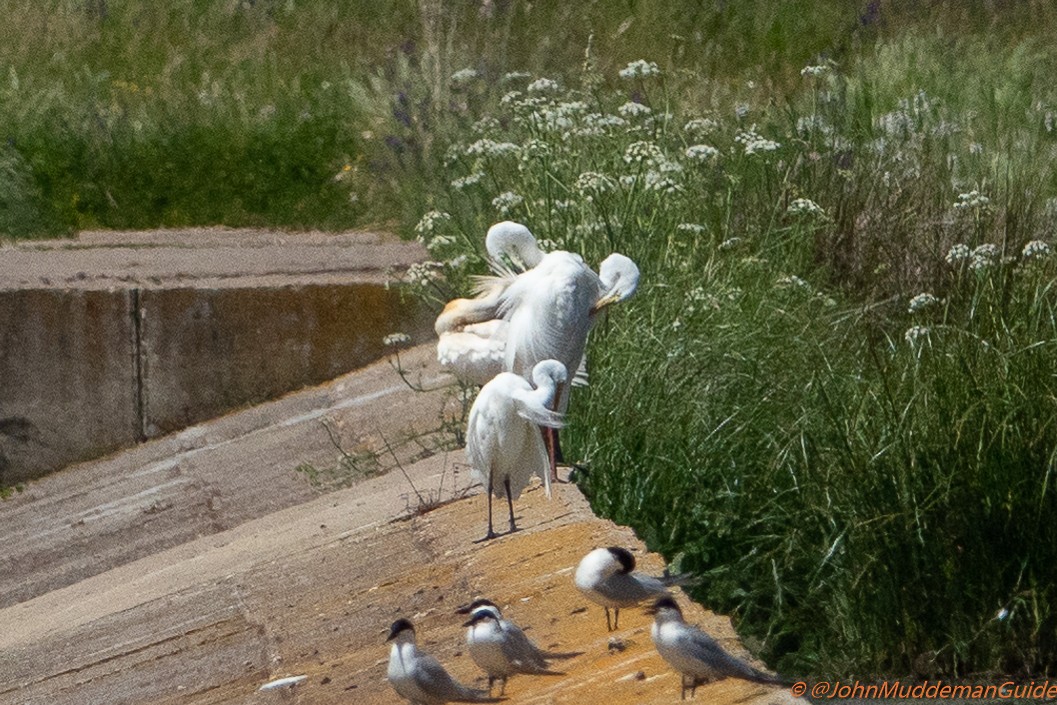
[908, 293, 940, 313]
[383, 332, 411, 346]
[719, 237, 743, 250]
[501, 71, 531, 83]
[618, 59, 661, 80]
[575, 171, 616, 195]
[684, 117, 719, 135]
[451, 172, 485, 190]
[687, 286, 708, 302]
[735, 104, 750, 119]
[969, 243, 999, 270]
[585, 113, 627, 130]
[425, 234, 455, 253]
[520, 138, 551, 159]
[969, 142, 984, 155]
[414, 210, 451, 235]
[623, 141, 664, 165]
[945, 243, 971, 265]
[526, 77, 559, 93]
[643, 170, 681, 194]
[904, 325, 930, 345]
[1023, 240, 1052, 259]
[735, 126, 779, 155]
[800, 64, 829, 77]
[406, 261, 444, 286]
[685, 144, 720, 161]
[500, 90, 522, 106]
[492, 191, 524, 215]
[449, 68, 479, 85]
[676, 223, 706, 234]
[787, 198, 826, 218]
[465, 139, 519, 158]
[446, 254, 469, 269]
[953, 189, 990, 211]
[618, 101, 652, 118]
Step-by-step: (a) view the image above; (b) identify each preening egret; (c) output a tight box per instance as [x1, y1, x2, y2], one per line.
[465, 359, 567, 541]
[497, 249, 640, 477]
[647, 596, 787, 698]
[386, 619, 500, 704]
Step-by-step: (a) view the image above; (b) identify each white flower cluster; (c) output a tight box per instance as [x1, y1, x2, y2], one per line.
[719, 237, 743, 250]
[800, 64, 829, 77]
[526, 77, 559, 93]
[685, 144, 719, 162]
[414, 210, 451, 235]
[451, 172, 484, 190]
[575, 171, 616, 195]
[449, 68, 479, 85]
[1023, 240, 1051, 259]
[945, 243, 971, 264]
[383, 332, 411, 346]
[618, 101, 652, 118]
[424, 234, 455, 253]
[908, 292, 940, 313]
[969, 243, 999, 270]
[787, 198, 825, 217]
[619, 59, 661, 80]
[465, 139, 519, 158]
[492, 191, 524, 215]
[735, 126, 780, 155]
[623, 141, 664, 165]
[676, 223, 706, 234]
[684, 117, 719, 135]
[904, 325, 930, 345]
[406, 261, 444, 287]
[501, 71, 531, 83]
[953, 189, 991, 211]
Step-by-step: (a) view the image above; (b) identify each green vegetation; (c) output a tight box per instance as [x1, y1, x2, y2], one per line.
[7, 0, 1057, 681]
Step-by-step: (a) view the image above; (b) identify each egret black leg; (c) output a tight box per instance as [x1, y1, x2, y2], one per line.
[504, 476, 518, 533]
[604, 607, 612, 631]
[474, 474, 498, 543]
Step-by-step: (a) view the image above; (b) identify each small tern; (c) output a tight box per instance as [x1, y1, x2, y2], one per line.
[457, 598, 580, 694]
[647, 596, 788, 699]
[574, 546, 693, 631]
[386, 618, 503, 704]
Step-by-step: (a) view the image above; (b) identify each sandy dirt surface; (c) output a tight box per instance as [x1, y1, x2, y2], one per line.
[0, 342, 801, 705]
[0, 228, 427, 290]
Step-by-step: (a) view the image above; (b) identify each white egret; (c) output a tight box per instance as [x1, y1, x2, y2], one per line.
[465, 359, 567, 541]
[497, 250, 640, 477]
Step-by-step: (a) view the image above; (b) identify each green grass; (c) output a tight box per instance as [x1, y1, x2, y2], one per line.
[6, 0, 1057, 682]
[402, 12, 1057, 679]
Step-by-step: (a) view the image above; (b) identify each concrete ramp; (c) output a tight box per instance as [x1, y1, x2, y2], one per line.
[0, 228, 433, 482]
[0, 345, 802, 705]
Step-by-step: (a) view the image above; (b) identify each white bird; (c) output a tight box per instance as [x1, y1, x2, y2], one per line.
[574, 546, 691, 631]
[434, 223, 637, 393]
[496, 249, 640, 477]
[386, 618, 501, 704]
[648, 596, 787, 699]
[457, 598, 580, 695]
[465, 359, 567, 541]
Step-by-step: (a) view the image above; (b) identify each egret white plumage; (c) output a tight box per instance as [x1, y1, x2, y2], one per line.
[457, 598, 579, 695]
[497, 249, 640, 477]
[647, 596, 787, 698]
[386, 618, 501, 704]
[574, 546, 692, 631]
[465, 359, 567, 541]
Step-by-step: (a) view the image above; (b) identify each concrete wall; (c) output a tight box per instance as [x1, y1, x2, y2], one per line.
[0, 284, 433, 483]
